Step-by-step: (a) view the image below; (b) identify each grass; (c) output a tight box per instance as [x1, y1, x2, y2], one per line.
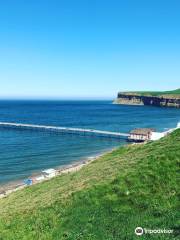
[121, 88, 180, 97]
[0, 130, 180, 239]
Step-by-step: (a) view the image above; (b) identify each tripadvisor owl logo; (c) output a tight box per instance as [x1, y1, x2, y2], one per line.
[135, 227, 144, 236]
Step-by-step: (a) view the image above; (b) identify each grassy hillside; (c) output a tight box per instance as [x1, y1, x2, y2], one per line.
[0, 130, 179, 239]
[122, 88, 180, 97]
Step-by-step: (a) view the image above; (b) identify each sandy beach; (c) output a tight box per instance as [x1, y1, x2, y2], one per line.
[0, 151, 111, 199]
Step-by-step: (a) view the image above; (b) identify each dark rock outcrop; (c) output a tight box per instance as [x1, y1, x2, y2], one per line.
[114, 93, 180, 108]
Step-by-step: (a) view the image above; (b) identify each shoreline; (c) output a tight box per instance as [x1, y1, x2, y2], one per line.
[1, 123, 178, 200]
[0, 148, 116, 199]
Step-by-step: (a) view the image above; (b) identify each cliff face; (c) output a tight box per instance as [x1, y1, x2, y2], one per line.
[114, 93, 180, 108]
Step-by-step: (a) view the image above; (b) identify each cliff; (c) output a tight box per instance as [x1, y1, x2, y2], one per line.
[114, 90, 180, 108]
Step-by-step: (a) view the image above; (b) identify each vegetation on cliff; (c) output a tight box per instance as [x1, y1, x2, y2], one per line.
[120, 88, 180, 98]
[0, 130, 179, 239]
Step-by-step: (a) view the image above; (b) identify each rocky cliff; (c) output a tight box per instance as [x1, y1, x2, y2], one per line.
[114, 92, 180, 108]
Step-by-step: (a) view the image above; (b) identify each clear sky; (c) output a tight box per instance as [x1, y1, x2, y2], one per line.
[0, 0, 180, 99]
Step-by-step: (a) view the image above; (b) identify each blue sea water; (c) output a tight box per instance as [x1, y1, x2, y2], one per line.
[0, 100, 179, 185]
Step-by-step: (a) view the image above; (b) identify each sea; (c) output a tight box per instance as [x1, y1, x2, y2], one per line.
[0, 100, 179, 186]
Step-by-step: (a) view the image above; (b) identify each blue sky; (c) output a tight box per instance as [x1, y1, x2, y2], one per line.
[0, 0, 180, 99]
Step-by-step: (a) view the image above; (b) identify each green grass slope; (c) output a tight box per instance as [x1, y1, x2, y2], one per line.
[0, 130, 180, 240]
[123, 88, 180, 97]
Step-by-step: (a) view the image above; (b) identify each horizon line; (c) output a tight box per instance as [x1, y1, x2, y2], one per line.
[0, 98, 114, 101]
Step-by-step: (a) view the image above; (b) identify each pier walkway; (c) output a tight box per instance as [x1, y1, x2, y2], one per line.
[0, 122, 129, 139]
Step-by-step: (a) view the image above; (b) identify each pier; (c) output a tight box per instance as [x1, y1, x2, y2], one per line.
[0, 122, 130, 139]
